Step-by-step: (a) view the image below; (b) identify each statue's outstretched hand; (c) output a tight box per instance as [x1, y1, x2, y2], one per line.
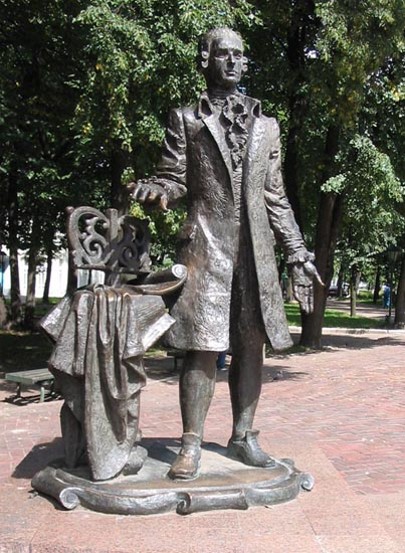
[127, 178, 168, 211]
[291, 261, 323, 314]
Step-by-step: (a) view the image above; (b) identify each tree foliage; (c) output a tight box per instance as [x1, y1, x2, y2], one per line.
[73, 0, 255, 178]
[323, 134, 403, 250]
[242, 0, 405, 345]
[1, 0, 405, 336]
[0, 0, 255, 325]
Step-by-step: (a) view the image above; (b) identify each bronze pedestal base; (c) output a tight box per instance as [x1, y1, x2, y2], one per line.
[31, 440, 314, 516]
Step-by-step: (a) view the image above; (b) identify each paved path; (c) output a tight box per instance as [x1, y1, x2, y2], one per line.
[1, 329, 405, 552]
[326, 298, 389, 320]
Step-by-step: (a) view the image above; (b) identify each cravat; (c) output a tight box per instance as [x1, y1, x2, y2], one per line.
[222, 95, 249, 169]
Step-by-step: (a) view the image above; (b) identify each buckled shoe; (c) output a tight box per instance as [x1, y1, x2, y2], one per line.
[227, 430, 275, 468]
[168, 432, 202, 480]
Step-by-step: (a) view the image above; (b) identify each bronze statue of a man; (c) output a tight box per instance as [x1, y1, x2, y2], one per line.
[130, 28, 319, 480]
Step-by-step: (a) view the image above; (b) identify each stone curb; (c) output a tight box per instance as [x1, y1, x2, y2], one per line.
[289, 326, 405, 335]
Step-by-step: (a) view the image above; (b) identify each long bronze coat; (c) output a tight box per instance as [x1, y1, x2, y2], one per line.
[156, 92, 308, 352]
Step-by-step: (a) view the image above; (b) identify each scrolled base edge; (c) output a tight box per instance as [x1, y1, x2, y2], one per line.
[32, 467, 82, 510]
[31, 456, 313, 516]
[300, 472, 315, 492]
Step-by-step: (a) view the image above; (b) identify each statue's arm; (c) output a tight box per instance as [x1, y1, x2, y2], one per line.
[263, 118, 310, 262]
[128, 108, 188, 210]
[264, 118, 322, 312]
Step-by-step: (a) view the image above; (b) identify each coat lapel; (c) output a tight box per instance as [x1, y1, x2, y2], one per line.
[244, 116, 269, 186]
[197, 92, 267, 192]
[202, 113, 233, 184]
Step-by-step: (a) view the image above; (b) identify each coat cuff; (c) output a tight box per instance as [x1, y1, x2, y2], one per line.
[286, 250, 315, 265]
[154, 178, 187, 202]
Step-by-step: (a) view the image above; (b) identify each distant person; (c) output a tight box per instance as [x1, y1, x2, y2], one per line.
[216, 351, 227, 370]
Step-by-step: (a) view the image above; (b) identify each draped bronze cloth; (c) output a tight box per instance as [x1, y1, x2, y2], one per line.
[40, 285, 174, 480]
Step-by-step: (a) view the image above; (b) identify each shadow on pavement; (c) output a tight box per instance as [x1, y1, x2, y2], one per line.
[3, 392, 62, 406]
[12, 438, 64, 480]
[283, 331, 405, 353]
[314, 333, 404, 350]
[145, 359, 308, 385]
[144, 334, 405, 384]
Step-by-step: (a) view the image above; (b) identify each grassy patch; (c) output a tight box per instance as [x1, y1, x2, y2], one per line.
[0, 299, 387, 375]
[33, 299, 60, 318]
[0, 330, 168, 375]
[284, 303, 386, 329]
[0, 330, 53, 374]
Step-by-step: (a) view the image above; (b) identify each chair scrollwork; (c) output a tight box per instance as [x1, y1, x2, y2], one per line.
[66, 206, 152, 282]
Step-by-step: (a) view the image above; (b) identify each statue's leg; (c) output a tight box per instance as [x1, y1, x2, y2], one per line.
[60, 402, 87, 468]
[123, 391, 148, 475]
[228, 329, 264, 439]
[226, 257, 275, 467]
[227, 331, 275, 467]
[168, 350, 218, 480]
[53, 372, 87, 468]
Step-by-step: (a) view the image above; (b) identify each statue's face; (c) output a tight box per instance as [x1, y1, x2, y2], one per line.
[206, 33, 244, 90]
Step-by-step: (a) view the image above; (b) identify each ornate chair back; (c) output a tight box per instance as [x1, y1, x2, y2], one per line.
[66, 206, 152, 287]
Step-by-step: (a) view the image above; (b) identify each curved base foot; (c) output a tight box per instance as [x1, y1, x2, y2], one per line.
[32, 440, 314, 516]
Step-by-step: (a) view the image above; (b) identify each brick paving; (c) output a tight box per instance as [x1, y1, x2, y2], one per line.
[1, 329, 405, 552]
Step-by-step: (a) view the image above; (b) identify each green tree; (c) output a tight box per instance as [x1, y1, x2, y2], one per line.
[72, 0, 255, 211]
[0, 0, 255, 327]
[361, 41, 405, 325]
[244, 0, 405, 346]
[325, 135, 404, 315]
[0, 0, 105, 327]
[71, 0, 257, 267]
[2, 0, 405, 339]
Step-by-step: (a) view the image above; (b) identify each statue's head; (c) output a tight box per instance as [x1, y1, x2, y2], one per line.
[197, 28, 247, 90]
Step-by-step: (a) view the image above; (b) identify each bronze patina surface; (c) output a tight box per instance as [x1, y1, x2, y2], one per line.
[32, 28, 318, 514]
[129, 27, 320, 482]
[32, 440, 314, 515]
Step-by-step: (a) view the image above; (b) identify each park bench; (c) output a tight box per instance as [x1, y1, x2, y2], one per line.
[6, 368, 55, 402]
[166, 349, 186, 371]
[166, 349, 233, 371]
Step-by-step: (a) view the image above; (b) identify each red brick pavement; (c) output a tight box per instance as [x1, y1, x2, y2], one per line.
[1, 329, 405, 552]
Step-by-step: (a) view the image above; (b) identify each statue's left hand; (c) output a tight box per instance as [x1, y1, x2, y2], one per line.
[127, 179, 168, 211]
[291, 261, 323, 314]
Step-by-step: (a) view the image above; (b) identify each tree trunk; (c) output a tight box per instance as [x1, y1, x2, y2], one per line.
[336, 265, 345, 298]
[23, 216, 42, 328]
[283, 0, 316, 230]
[7, 171, 22, 326]
[8, 246, 21, 326]
[279, 0, 333, 348]
[349, 264, 361, 317]
[373, 265, 381, 304]
[111, 146, 128, 215]
[0, 296, 7, 327]
[394, 256, 405, 327]
[0, 241, 7, 327]
[300, 192, 343, 348]
[284, 102, 305, 230]
[67, 248, 78, 294]
[285, 276, 294, 303]
[24, 223, 40, 329]
[300, 125, 342, 348]
[42, 246, 53, 303]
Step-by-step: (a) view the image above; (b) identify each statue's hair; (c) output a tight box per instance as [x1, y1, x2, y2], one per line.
[197, 27, 248, 73]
